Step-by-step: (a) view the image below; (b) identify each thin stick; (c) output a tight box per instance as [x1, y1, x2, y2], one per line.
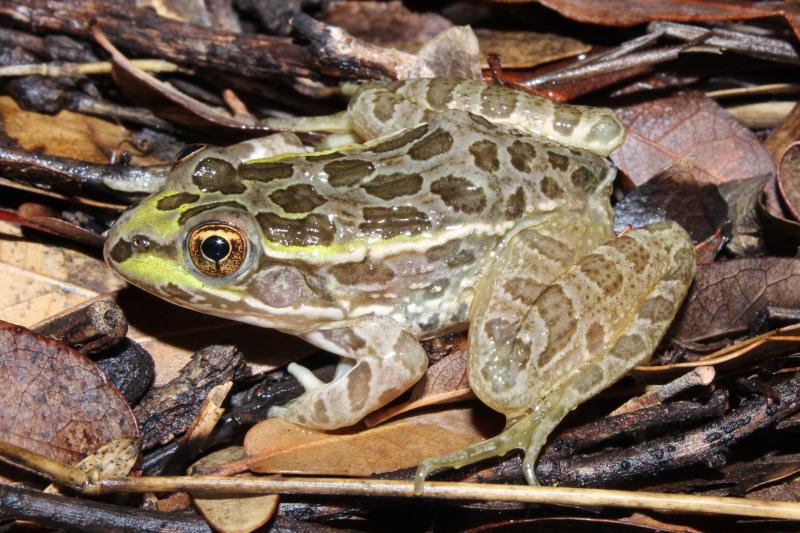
[0, 440, 87, 487]
[0, 59, 183, 77]
[87, 475, 800, 520]
[5, 439, 800, 521]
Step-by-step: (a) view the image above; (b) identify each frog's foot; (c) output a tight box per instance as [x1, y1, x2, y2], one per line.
[414, 414, 534, 495]
[414, 392, 570, 495]
[268, 320, 428, 430]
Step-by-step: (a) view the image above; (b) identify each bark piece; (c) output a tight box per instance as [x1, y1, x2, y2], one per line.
[133, 345, 248, 450]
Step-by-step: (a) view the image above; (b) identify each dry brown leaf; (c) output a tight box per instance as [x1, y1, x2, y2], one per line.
[777, 142, 800, 221]
[319, 0, 452, 51]
[475, 29, 589, 69]
[637, 323, 800, 375]
[17, 203, 105, 248]
[534, 0, 800, 40]
[0, 321, 138, 465]
[764, 101, 800, 161]
[613, 156, 730, 244]
[612, 92, 774, 186]
[0, 96, 162, 165]
[0, 222, 125, 327]
[245, 406, 502, 476]
[669, 257, 800, 342]
[190, 446, 279, 533]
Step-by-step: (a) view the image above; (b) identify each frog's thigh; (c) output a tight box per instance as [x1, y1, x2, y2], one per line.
[268, 320, 428, 430]
[415, 221, 695, 492]
[468, 208, 611, 414]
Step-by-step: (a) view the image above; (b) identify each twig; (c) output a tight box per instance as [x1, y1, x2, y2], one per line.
[651, 21, 800, 64]
[611, 366, 715, 416]
[32, 299, 128, 354]
[5, 437, 800, 521]
[0, 484, 210, 533]
[541, 388, 728, 462]
[0, 0, 372, 79]
[538, 372, 800, 487]
[87, 476, 800, 521]
[0, 59, 183, 77]
[522, 44, 697, 88]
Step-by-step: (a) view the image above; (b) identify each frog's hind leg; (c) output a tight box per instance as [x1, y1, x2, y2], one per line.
[268, 319, 428, 430]
[415, 221, 695, 492]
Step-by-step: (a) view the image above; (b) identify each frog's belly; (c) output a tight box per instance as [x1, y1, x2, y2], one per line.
[318, 232, 498, 335]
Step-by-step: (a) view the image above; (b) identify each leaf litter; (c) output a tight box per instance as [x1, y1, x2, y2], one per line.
[2, 1, 800, 531]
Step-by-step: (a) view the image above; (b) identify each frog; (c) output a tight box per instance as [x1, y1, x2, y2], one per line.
[103, 78, 696, 494]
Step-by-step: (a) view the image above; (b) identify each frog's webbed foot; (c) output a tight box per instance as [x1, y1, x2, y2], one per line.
[268, 320, 428, 430]
[414, 412, 536, 494]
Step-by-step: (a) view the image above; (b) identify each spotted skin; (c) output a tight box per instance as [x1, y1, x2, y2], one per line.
[104, 79, 694, 496]
[262, 79, 625, 157]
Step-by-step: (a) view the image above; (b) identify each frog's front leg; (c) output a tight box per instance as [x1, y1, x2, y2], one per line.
[415, 221, 695, 493]
[268, 319, 428, 429]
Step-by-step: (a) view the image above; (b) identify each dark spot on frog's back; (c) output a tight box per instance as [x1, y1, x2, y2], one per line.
[469, 140, 500, 172]
[547, 151, 570, 171]
[362, 172, 423, 200]
[408, 129, 454, 160]
[369, 124, 428, 154]
[324, 159, 375, 187]
[430, 175, 487, 214]
[329, 258, 395, 285]
[426, 78, 459, 108]
[540, 175, 565, 199]
[192, 158, 245, 194]
[256, 212, 336, 247]
[238, 161, 294, 182]
[507, 140, 537, 172]
[156, 192, 199, 211]
[359, 206, 431, 238]
[570, 164, 603, 192]
[505, 187, 526, 219]
[269, 184, 327, 213]
[425, 240, 476, 268]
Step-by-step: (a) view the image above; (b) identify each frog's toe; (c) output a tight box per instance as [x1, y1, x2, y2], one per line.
[413, 419, 535, 495]
[286, 362, 325, 392]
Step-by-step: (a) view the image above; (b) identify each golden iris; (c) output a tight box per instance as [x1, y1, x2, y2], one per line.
[187, 223, 247, 277]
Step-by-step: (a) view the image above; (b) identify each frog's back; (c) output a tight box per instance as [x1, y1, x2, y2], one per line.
[232, 110, 613, 259]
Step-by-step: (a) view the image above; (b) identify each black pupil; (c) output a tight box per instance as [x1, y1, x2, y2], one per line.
[201, 235, 231, 262]
[175, 143, 205, 162]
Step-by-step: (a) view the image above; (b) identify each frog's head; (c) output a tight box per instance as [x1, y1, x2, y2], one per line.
[104, 144, 342, 333]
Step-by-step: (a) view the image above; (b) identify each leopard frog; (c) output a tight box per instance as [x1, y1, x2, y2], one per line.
[104, 78, 695, 493]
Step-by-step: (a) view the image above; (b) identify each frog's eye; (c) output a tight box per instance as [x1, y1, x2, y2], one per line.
[187, 223, 248, 278]
[174, 143, 208, 163]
